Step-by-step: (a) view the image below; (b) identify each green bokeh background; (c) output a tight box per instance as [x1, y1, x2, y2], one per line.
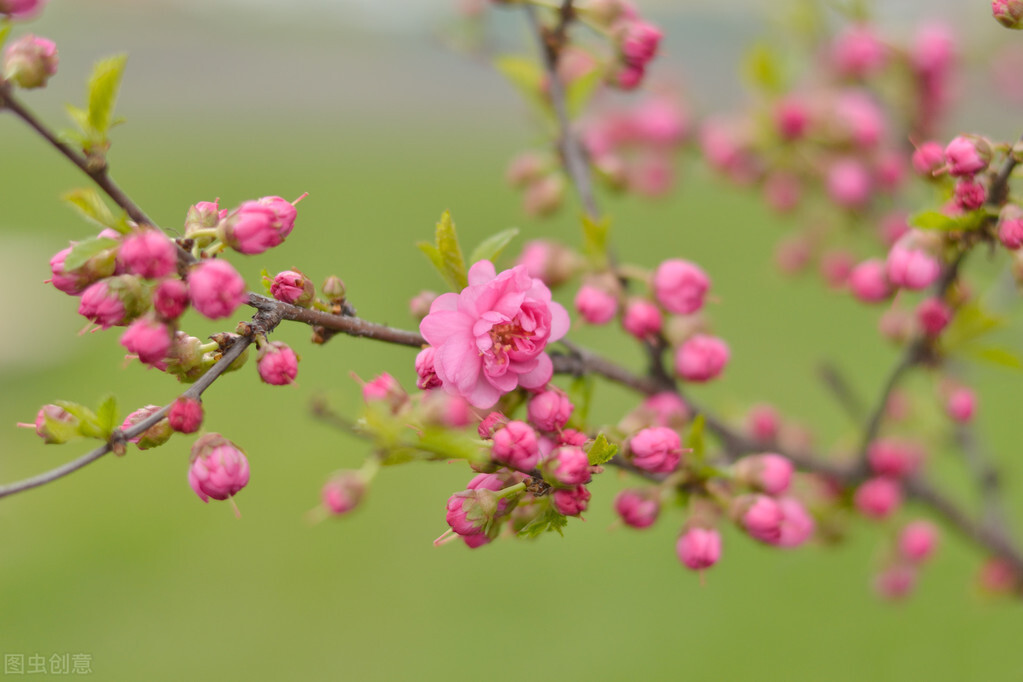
[2, 2, 1022, 680]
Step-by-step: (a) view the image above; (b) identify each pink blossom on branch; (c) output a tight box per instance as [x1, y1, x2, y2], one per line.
[418, 261, 569, 409]
[188, 433, 250, 503]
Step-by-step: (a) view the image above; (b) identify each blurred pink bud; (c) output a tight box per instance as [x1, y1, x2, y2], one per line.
[835, 92, 885, 148]
[879, 306, 914, 343]
[632, 97, 689, 146]
[737, 494, 784, 544]
[653, 259, 709, 315]
[848, 259, 892, 303]
[505, 151, 547, 188]
[188, 259, 246, 320]
[911, 23, 956, 79]
[552, 484, 591, 516]
[820, 250, 855, 289]
[628, 425, 682, 474]
[875, 564, 917, 601]
[628, 154, 674, 197]
[994, 0, 1023, 29]
[2, 34, 57, 89]
[409, 290, 438, 320]
[543, 446, 592, 487]
[360, 372, 406, 411]
[675, 334, 729, 382]
[322, 472, 366, 516]
[998, 207, 1023, 249]
[19, 404, 78, 444]
[527, 389, 573, 433]
[916, 297, 952, 337]
[763, 172, 802, 213]
[774, 236, 812, 275]
[977, 558, 1018, 594]
[774, 97, 810, 141]
[954, 178, 986, 211]
[257, 341, 299, 386]
[746, 404, 781, 444]
[622, 298, 663, 340]
[912, 141, 945, 176]
[898, 520, 939, 563]
[831, 24, 887, 78]
[826, 158, 872, 209]
[874, 151, 906, 193]
[120, 318, 172, 367]
[515, 240, 577, 287]
[677, 527, 722, 571]
[855, 477, 902, 519]
[0, 0, 45, 18]
[189, 433, 250, 503]
[946, 386, 976, 423]
[574, 284, 618, 324]
[153, 278, 189, 320]
[867, 438, 924, 478]
[879, 212, 911, 247]
[477, 411, 508, 440]
[775, 497, 815, 548]
[167, 397, 203, 434]
[523, 175, 565, 217]
[121, 405, 173, 450]
[270, 270, 315, 307]
[117, 229, 176, 279]
[492, 420, 540, 471]
[944, 135, 991, 177]
[886, 243, 941, 290]
[256, 195, 299, 238]
[618, 20, 662, 65]
[611, 60, 645, 90]
[734, 453, 794, 496]
[614, 488, 660, 528]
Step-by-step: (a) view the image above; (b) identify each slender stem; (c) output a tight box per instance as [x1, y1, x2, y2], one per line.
[817, 362, 868, 424]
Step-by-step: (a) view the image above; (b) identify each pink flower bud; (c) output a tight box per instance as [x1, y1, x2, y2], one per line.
[734, 453, 794, 496]
[998, 208, 1023, 249]
[614, 488, 660, 528]
[954, 178, 986, 211]
[515, 240, 577, 287]
[632, 97, 689, 146]
[257, 341, 299, 386]
[188, 433, 250, 502]
[153, 278, 189, 320]
[167, 397, 203, 434]
[737, 494, 785, 544]
[117, 229, 177, 279]
[48, 242, 117, 296]
[360, 372, 407, 411]
[622, 298, 663, 340]
[831, 24, 887, 78]
[628, 426, 682, 474]
[118, 406, 171, 451]
[994, 0, 1023, 29]
[527, 389, 573, 433]
[219, 200, 293, 255]
[874, 151, 906, 193]
[944, 135, 991, 177]
[184, 200, 227, 234]
[911, 23, 956, 79]
[912, 141, 945, 176]
[826, 158, 872, 209]
[946, 386, 976, 423]
[574, 284, 618, 324]
[819, 250, 855, 289]
[523, 175, 565, 217]
[677, 527, 722, 571]
[775, 497, 815, 548]
[874, 564, 917, 601]
[618, 20, 662, 66]
[321, 275, 346, 303]
[916, 297, 952, 337]
[270, 270, 315, 307]
[506, 151, 547, 188]
[188, 259, 247, 320]
[409, 290, 438, 320]
[558, 429, 588, 447]
[120, 318, 172, 367]
[552, 484, 591, 516]
[492, 420, 540, 471]
[774, 97, 810, 141]
[675, 334, 729, 383]
[746, 403, 781, 443]
[854, 477, 902, 519]
[542, 446, 592, 487]
[322, 472, 366, 516]
[848, 259, 892, 303]
[445, 488, 497, 537]
[867, 438, 924, 478]
[78, 279, 129, 329]
[898, 520, 939, 563]
[19, 404, 78, 444]
[835, 92, 885, 148]
[414, 347, 442, 390]
[886, 243, 940, 291]
[653, 259, 710, 315]
[610, 60, 645, 91]
[0, 0, 45, 19]
[2, 34, 57, 89]
[477, 411, 508, 440]
[763, 172, 802, 213]
[165, 332, 208, 383]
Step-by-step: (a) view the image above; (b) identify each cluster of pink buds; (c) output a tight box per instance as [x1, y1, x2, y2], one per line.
[875, 520, 940, 601]
[583, 0, 662, 90]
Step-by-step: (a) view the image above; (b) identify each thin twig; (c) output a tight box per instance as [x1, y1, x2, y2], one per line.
[247, 294, 425, 347]
[817, 361, 868, 424]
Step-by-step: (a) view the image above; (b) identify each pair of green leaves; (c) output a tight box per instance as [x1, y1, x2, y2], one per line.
[417, 211, 519, 291]
[63, 54, 128, 156]
[43, 396, 120, 445]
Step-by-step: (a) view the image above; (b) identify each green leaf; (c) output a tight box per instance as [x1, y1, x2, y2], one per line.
[743, 43, 784, 94]
[95, 395, 119, 439]
[63, 236, 119, 271]
[565, 374, 593, 430]
[417, 210, 467, 291]
[586, 432, 618, 466]
[685, 414, 706, 460]
[469, 228, 519, 265]
[565, 67, 602, 118]
[0, 23, 12, 51]
[87, 54, 127, 135]
[965, 346, 1023, 370]
[62, 188, 118, 230]
[516, 505, 568, 538]
[65, 104, 90, 134]
[42, 413, 82, 445]
[54, 400, 100, 438]
[943, 302, 1006, 350]
[581, 214, 611, 269]
[909, 210, 987, 232]
[493, 55, 547, 114]
[416, 427, 488, 466]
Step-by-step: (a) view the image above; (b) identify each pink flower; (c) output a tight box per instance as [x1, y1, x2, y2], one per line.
[188, 433, 250, 502]
[492, 420, 540, 471]
[826, 158, 872, 209]
[552, 484, 591, 516]
[677, 527, 722, 570]
[831, 24, 886, 78]
[445, 489, 496, 537]
[18, 404, 78, 444]
[916, 297, 952, 337]
[898, 520, 939, 563]
[0, 0, 46, 19]
[998, 210, 1023, 249]
[120, 318, 172, 367]
[867, 438, 924, 478]
[2, 34, 57, 89]
[419, 261, 569, 409]
[746, 404, 780, 443]
[848, 259, 892, 303]
[854, 477, 902, 519]
[78, 280, 128, 329]
[527, 389, 573, 433]
[117, 229, 177, 279]
[257, 341, 299, 385]
[734, 453, 793, 496]
[912, 141, 945, 176]
[167, 398, 203, 434]
[946, 386, 976, 423]
[322, 472, 366, 516]
[256, 195, 299, 238]
[618, 20, 662, 65]
[775, 497, 815, 548]
[220, 196, 298, 255]
[622, 298, 663, 340]
[994, 0, 1023, 29]
[415, 347, 442, 390]
[944, 135, 991, 177]
[120, 405, 173, 450]
[738, 495, 784, 543]
[153, 278, 189, 320]
[574, 284, 618, 324]
[188, 259, 247, 320]
[675, 334, 729, 382]
[774, 97, 810, 140]
[614, 488, 660, 528]
[653, 259, 709, 315]
[886, 243, 941, 291]
[629, 426, 682, 473]
[542, 446, 591, 487]
[269, 270, 314, 307]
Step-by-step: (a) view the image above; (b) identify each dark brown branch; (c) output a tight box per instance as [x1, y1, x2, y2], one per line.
[247, 294, 425, 347]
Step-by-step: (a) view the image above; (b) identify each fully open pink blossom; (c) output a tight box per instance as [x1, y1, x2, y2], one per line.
[419, 261, 569, 409]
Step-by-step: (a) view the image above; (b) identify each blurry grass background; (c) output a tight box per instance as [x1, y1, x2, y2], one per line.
[2, 1, 1022, 680]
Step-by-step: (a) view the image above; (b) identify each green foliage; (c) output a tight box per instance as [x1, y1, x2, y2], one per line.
[417, 210, 468, 291]
[565, 374, 593, 430]
[743, 42, 785, 94]
[964, 346, 1023, 370]
[359, 401, 488, 467]
[684, 414, 706, 461]
[94, 396, 120, 439]
[469, 227, 519, 265]
[493, 54, 547, 116]
[53, 400, 102, 439]
[516, 504, 568, 538]
[909, 210, 988, 232]
[62, 188, 128, 232]
[63, 236, 119, 271]
[565, 67, 602, 118]
[942, 302, 1022, 371]
[586, 433, 618, 466]
[0, 23, 11, 51]
[581, 214, 611, 269]
[63, 54, 127, 155]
